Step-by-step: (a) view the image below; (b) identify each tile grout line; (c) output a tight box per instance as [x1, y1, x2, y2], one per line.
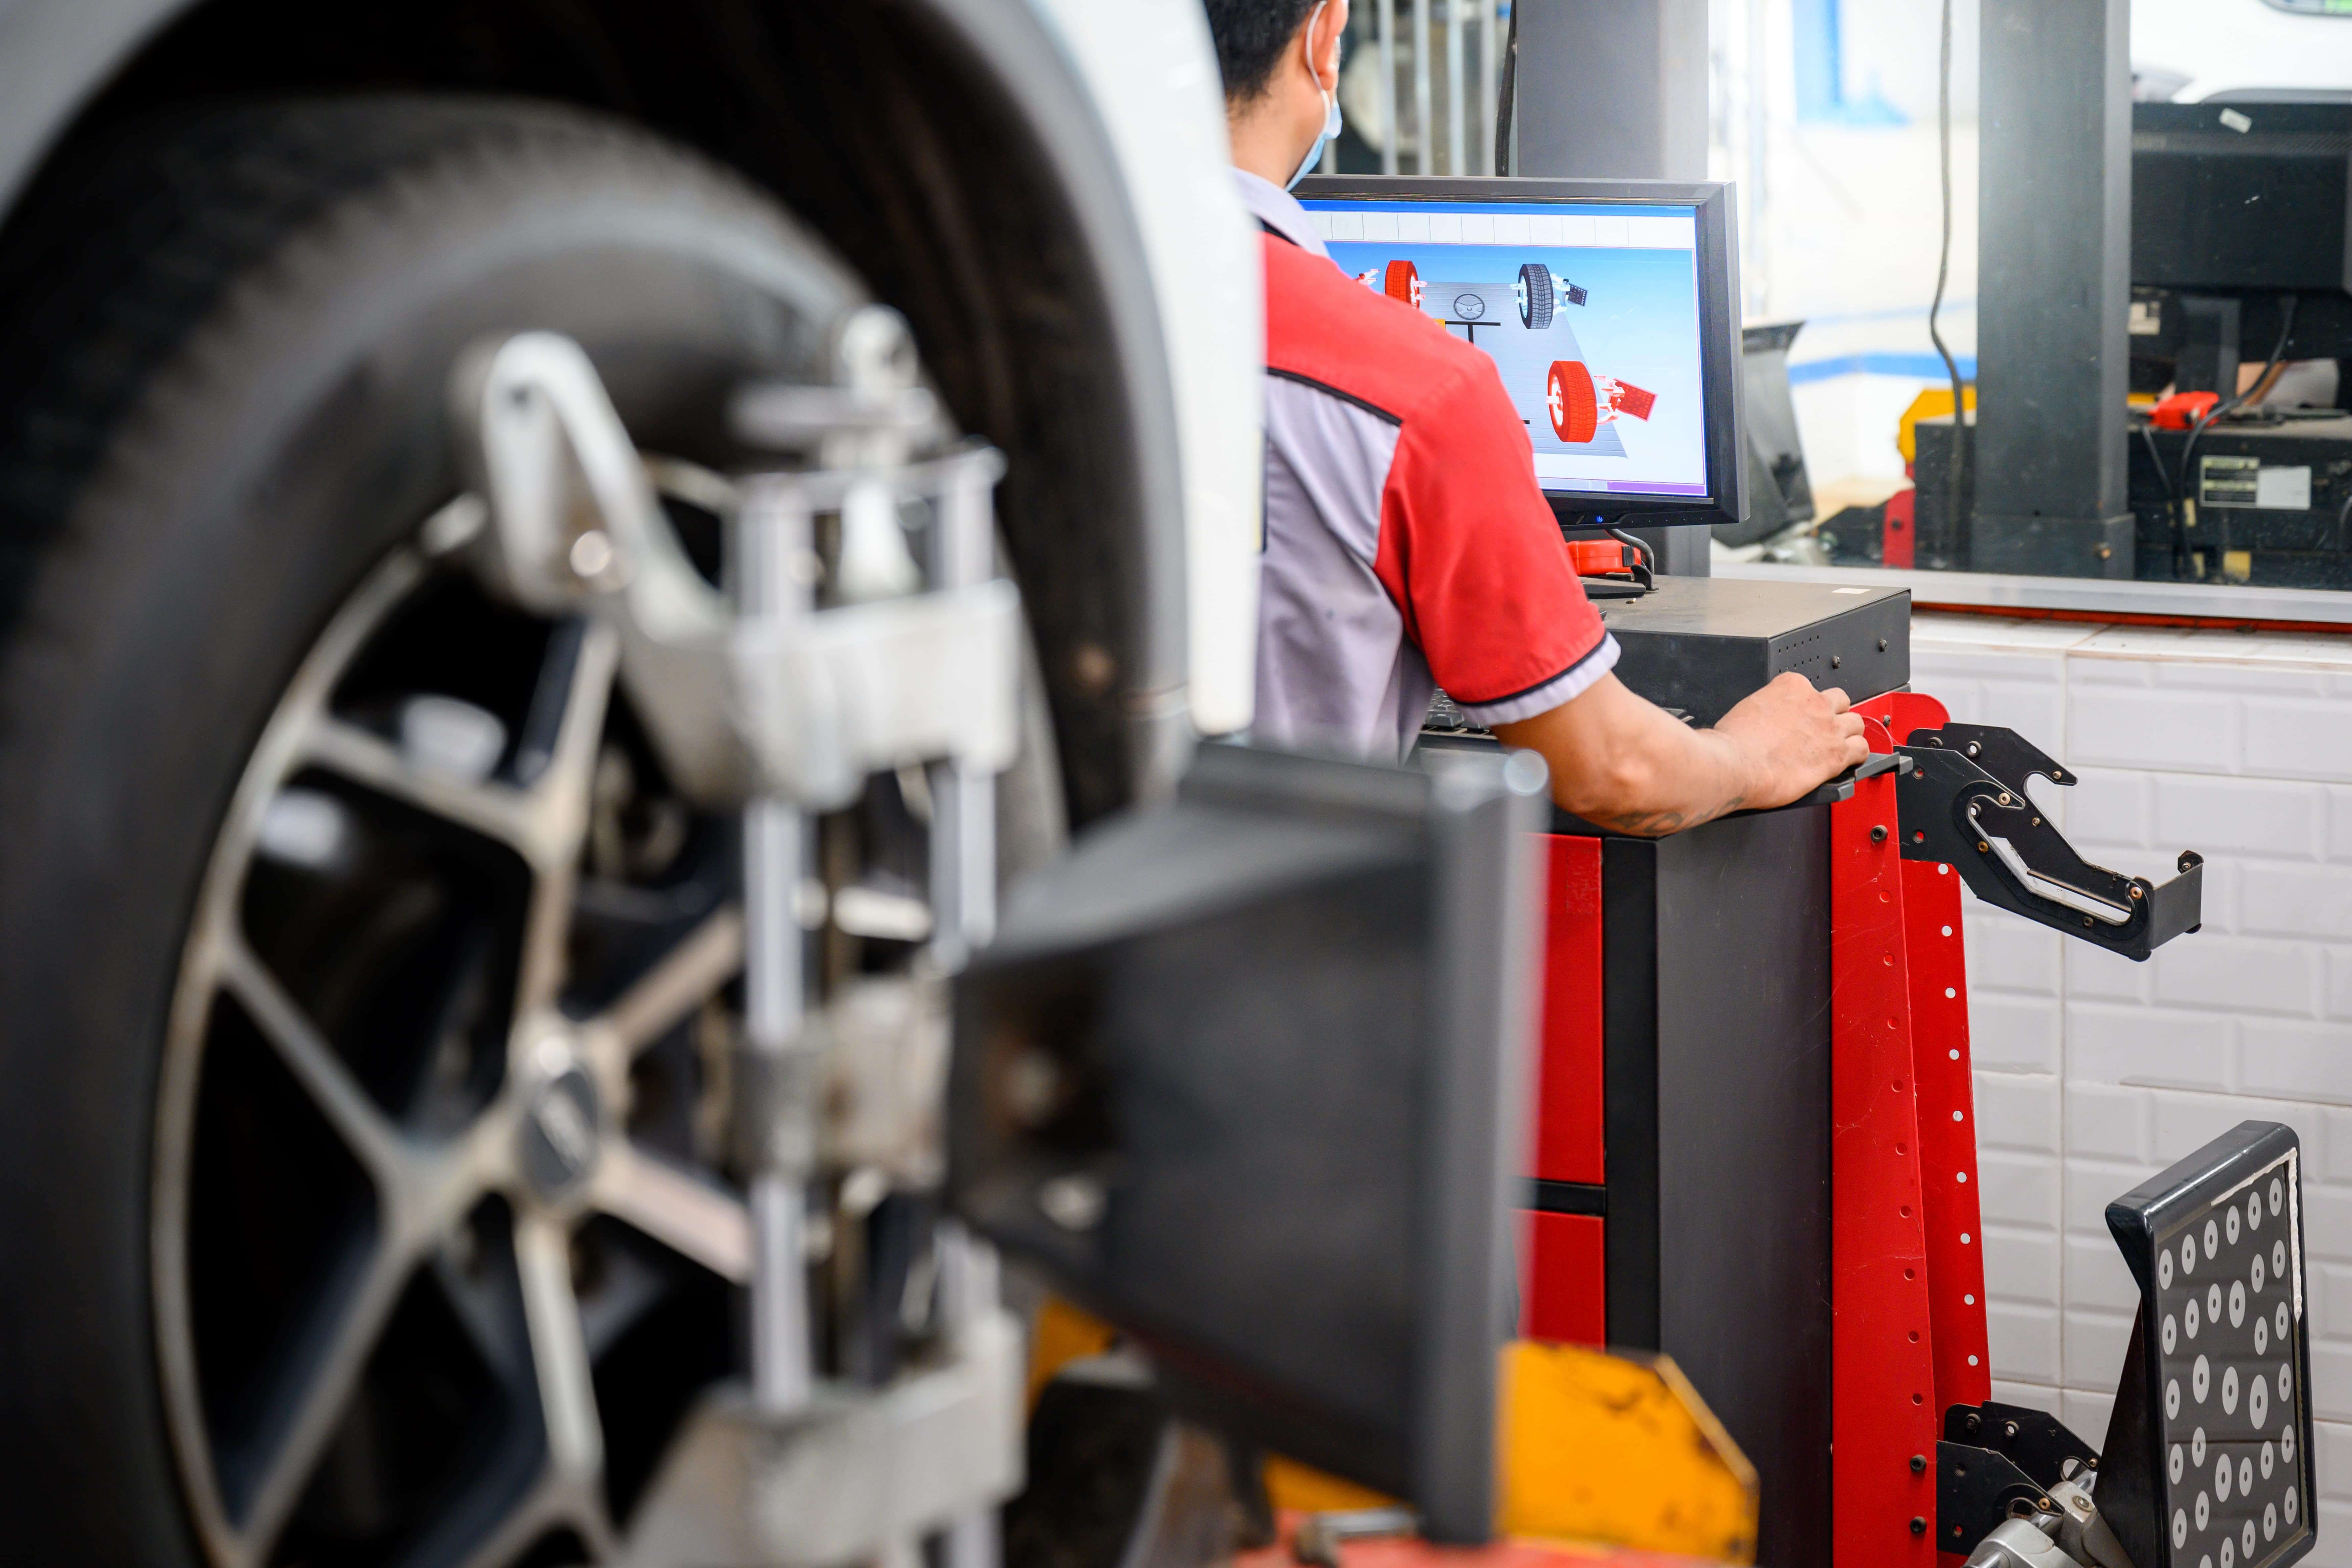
[2057, 634, 2077, 1402]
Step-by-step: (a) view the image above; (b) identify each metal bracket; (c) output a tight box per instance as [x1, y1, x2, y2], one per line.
[1939, 1441, 2056, 1558]
[453, 329, 1019, 812]
[1940, 1403, 2139, 1568]
[1895, 726, 2203, 960]
[619, 1309, 1026, 1568]
[455, 320, 1022, 1566]
[1943, 1401, 2100, 1490]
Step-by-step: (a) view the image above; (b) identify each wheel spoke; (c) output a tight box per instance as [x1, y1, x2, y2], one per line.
[588, 1143, 752, 1285]
[512, 620, 622, 1019]
[302, 715, 546, 861]
[515, 1214, 605, 1485]
[534, 618, 623, 811]
[235, 1235, 415, 1562]
[445, 1472, 616, 1568]
[217, 938, 406, 1186]
[589, 905, 744, 1061]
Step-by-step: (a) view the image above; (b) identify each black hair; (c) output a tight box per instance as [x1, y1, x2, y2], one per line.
[1201, 0, 1323, 104]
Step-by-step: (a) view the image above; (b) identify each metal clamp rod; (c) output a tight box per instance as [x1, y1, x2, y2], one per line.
[927, 455, 998, 970]
[740, 479, 818, 1418]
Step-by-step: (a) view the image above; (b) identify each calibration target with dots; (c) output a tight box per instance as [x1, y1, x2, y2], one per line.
[2148, 1153, 2313, 1568]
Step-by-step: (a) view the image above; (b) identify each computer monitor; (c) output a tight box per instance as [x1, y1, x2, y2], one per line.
[2131, 101, 2352, 382]
[1293, 176, 1747, 533]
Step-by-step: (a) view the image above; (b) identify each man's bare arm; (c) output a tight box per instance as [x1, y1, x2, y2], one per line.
[1491, 670, 1869, 836]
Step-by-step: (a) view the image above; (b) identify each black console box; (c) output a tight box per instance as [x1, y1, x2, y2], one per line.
[2128, 415, 2352, 590]
[1912, 410, 2352, 588]
[1593, 576, 1911, 725]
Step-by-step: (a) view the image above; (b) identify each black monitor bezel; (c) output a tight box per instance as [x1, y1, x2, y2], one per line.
[1292, 175, 1748, 533]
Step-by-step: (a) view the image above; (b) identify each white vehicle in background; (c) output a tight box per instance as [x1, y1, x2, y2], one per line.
[0, 2, 1260, 1563]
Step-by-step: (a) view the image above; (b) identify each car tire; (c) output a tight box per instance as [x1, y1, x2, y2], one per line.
[1382, 259, 1422, 309]
[1547, 359, 1600, 445]
[1518, 262, 1554, 331]
[0, 94, 1058, 1567]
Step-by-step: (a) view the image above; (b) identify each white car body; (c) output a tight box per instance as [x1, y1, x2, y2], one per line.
[1027, 0, 1264, 739]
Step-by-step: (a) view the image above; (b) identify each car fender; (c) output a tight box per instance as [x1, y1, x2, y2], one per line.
[1020, 0, 1263, 740]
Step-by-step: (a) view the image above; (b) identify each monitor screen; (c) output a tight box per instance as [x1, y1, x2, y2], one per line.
[1296, 193, 1713, 503]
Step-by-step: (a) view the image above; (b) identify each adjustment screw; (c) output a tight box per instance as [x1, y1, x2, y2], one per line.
[1832, 654, 1843, 669]
[1879, 637, 1890, 651]
[1964, 1413, 1983, 1436]
[1910, 1517, 1928, 1536]
[1871, 825, 1889, 844]
[2004, 1422, 2020, 1441]
[1911, 1454, 1927, 1474]
[1966, 742, 1980, 757]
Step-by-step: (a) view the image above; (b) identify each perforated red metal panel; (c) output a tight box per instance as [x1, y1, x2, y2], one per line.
[1873, 693, 1994, 1434]
[1521, 1211, 1607, 1348]
[1535, 835, 1606, 1184]
[1831, 714, 1941, 1567]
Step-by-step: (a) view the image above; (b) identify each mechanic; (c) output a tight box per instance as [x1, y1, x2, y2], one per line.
[1205, 0, 1867, 833]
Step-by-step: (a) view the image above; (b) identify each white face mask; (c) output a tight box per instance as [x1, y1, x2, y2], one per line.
[1287, 3, 1345, 189]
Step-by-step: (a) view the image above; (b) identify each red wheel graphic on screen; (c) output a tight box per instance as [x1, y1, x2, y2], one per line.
[1383, 259, 1423, 309]
[1547, 360, 1599, 443]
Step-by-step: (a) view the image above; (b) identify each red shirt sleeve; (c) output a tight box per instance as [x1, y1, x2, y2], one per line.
[1371, 353, 1616, 721]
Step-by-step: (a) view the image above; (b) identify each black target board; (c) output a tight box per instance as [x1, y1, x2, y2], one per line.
[2103, 1122, 2316, 1568]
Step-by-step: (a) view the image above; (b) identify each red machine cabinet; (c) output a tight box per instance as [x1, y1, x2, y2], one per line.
[1523, 835, 1607, 1346]
[1516, 691, 1995, 1568]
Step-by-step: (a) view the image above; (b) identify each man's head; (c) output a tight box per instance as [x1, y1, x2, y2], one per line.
[1203, 0, 1350, 188]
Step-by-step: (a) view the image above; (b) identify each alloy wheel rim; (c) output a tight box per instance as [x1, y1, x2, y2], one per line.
[152, 492, 755, 1568]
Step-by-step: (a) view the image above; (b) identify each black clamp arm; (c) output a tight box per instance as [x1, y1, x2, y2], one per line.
[1895, 723, 2203, 962]
[1936, 1401, 2101, 1555]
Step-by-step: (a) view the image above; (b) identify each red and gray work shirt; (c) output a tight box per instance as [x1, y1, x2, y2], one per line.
[1237, 169, 1617, 760]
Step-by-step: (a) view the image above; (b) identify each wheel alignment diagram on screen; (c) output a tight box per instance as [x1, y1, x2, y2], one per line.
[1355, 259, 1655, 451]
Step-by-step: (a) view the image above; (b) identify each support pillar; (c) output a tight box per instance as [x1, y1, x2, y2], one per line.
[1511, 0, 1714, 575]
[1973, 0, 2135, 578]
[1510, 0, 1708, 182]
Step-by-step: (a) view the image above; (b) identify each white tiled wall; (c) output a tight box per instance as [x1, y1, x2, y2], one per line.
[1912, 612, 2352, 1562]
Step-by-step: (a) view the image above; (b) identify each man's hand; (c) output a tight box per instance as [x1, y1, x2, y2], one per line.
[1714, 671, 1871, 812]
[1492, 669, 1870, 836]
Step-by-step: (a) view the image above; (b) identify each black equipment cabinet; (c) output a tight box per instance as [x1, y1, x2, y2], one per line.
[1596, 808, 1836, 1568]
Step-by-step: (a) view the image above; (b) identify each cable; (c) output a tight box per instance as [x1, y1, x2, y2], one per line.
[2137, 421, 2181, 576]
[1925, 0, 1968, 556]
[2245, 358, 2289, 407]
[1494, 0, 1519, 176]
[2170, 294, 2298, 579]
[1606, 525, 1657, 591]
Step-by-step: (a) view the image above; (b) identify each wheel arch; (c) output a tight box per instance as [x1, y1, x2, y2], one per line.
[0, 0, 1259, 825]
